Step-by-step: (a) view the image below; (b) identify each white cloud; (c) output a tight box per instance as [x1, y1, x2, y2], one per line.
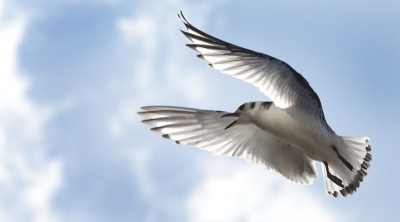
[0, 2, 63, 222]
[187, 159, 352, 222]
[22, 159, 63, 222]
[110, 0, 220, 137]
[109, 14, 159, 137]
[116, 15, 158, 52]
[130, 146, 156, 202]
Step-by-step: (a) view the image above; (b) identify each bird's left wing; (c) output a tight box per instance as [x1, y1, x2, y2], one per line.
[178, 12, 331, 137]
[138, 106, 317, 184]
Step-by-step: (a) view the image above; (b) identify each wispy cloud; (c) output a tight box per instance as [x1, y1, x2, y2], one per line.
[111, 0, 219, 136]
[0, 3, 63, 222]
[187, 159, 353, 222]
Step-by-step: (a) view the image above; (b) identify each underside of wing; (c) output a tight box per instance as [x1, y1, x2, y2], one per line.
[178, 12, 331, 137]
[138, 106, 318, 184]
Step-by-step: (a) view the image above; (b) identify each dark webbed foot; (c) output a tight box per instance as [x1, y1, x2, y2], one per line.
[332, 145, 354, 171]
[323, 161, 344, 188]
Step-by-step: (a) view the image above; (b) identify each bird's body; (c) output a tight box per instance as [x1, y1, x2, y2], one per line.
[138, 12, 372, 198]
[242, 101, 332, 161]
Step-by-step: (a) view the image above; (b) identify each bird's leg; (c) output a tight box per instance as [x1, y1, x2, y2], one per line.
[323, 161, 344, 188]
[331, 145, 354, 171]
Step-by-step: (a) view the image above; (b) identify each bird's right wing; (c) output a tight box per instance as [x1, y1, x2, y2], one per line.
[138, 106, 317, 184]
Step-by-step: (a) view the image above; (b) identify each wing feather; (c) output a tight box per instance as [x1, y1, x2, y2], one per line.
[139, 106, 318, 184]
[179, 12, 331, 137]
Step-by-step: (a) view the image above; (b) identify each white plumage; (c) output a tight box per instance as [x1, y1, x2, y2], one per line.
[138, 12, 372, 198]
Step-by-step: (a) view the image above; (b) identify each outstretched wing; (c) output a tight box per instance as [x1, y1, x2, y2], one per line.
[138, 106, 317, 184]
[179, 12, 331, 137]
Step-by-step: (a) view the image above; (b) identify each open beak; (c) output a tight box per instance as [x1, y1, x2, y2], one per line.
[221, 112, 241, 130]
[224, 120, 237, 130]
[221, 112, 241, 118]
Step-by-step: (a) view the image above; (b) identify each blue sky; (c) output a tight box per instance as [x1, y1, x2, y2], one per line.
[1, 0, 399, 221]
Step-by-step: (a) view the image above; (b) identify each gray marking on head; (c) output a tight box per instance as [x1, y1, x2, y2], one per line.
[262, 101, 272, 110]
[250, 102, 255, 109]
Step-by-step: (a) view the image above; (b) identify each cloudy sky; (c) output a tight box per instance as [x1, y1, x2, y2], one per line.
[1, 0, 399, 221]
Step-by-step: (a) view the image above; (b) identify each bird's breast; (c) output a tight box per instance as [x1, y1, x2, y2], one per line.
[250, 104, 333, 161]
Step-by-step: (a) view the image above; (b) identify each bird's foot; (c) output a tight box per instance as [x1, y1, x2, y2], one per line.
[332, 145, 354, 171]
[323, 161, 344, 188]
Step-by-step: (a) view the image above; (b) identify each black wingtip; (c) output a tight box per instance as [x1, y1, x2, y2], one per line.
[180, 10, 188, 24]
[180, 30, 193, 41]
[186, 44, 199, 52]
[137, 111, 149, 117]
[197, 54, 205, 60]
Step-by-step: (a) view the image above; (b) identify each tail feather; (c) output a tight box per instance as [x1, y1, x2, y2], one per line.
[323, 137, 371, 198]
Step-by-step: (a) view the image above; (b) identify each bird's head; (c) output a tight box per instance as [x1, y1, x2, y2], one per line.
[221, 102, 269, 130]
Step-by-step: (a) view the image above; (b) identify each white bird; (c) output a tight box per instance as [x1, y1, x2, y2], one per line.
[138, 11, 372, 198]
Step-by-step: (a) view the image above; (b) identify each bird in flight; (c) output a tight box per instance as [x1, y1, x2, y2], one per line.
[138, 11, 372, 198]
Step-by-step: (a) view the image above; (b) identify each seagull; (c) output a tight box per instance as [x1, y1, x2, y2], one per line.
[138, 11, 372, 198]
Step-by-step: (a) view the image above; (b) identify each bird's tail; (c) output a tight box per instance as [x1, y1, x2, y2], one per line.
[322, 136, 372, 197]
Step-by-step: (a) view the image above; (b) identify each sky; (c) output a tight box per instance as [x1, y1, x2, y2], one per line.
[0, 0, 399, 221]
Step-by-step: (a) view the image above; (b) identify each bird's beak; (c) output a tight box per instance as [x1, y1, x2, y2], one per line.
[221, 112, 241, 130]
[221, 112, 241, 118]
[224, 120, 237, 130]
